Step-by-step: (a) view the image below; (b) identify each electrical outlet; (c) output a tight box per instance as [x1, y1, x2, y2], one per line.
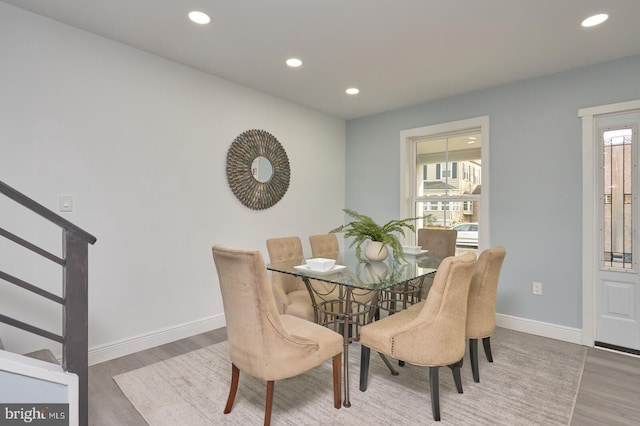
[532, 281, 542, 295]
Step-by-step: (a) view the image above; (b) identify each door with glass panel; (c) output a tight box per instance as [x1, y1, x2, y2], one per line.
[596, 111, 640, 351]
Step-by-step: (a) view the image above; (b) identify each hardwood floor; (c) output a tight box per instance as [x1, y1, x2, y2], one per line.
[570, 347, 640, 426]
[88, 328, 227, 425]
[88, 327, 640, 425]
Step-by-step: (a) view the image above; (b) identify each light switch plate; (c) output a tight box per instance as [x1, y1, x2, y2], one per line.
[60, 195, 73, 212]
[532, 281, 542, 295]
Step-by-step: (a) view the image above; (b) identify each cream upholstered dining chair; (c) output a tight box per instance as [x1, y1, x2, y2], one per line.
[266, 236, 315, 321]
[359, 252, 477, 422]
[378, 227, 459, 316]
[309, 233, 375, 341]
[418, 228, 458, 258]
[309, 233, 340, 259]
[417, 227, 458, 299]
[212, 245, 343, 426]
[466, 246, 507, 383]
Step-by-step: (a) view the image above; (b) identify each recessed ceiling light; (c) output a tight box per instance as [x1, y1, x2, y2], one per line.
[188, 11, 211, 25]
[286, 58, 302, 67]
[346, 88, 360, 95]
[581, 13, 608, 27]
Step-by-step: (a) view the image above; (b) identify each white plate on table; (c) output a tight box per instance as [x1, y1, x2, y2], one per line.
[293, 264, 347, 275]
[403, 249, 429, 256]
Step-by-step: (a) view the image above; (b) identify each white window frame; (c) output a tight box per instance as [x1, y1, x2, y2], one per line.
[399, 116, 490, 247]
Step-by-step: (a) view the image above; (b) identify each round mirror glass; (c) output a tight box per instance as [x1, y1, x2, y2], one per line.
[251, 156, 273, 183]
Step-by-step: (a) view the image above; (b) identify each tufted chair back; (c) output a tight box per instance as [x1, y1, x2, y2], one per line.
[212, 245, 343, 425]
[417, 228, 458, 259]
[359, 252, 478, 365]
[466, 246, 507, 382]
[309, 234, 340, 259]
[266, 236, 314, 321]
[359, 252, 477, 421]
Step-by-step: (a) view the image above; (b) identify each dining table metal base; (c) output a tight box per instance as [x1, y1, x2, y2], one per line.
[300, 276, 400, 407]
[266, 252, 440, 408]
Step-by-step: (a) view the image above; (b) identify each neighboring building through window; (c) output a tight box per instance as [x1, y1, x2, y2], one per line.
[415, 133, 481, 228]
[401, 116, 488, 248]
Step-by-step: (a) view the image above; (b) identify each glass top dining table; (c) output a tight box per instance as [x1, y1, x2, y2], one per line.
[267, 251, 440, 290]
[267, 250, 443, 407]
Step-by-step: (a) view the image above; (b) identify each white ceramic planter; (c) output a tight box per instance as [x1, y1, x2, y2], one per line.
[364, 241, 389, 261]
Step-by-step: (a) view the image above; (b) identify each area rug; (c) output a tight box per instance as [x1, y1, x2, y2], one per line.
[113, 328, 586, 425]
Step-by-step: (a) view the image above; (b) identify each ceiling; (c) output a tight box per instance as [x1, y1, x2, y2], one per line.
[4, 0, 640, 120]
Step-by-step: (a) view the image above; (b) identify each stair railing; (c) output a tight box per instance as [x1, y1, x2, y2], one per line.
[0, 180, 96, 426]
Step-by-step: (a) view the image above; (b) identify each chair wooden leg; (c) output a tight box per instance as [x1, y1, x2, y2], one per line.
[470, 338, 480, 382]
[332, 353, 342, 409]
[359, 345, 371, 391]
[482, 336, 493, 362]
[447, 358, 464, 393]
[264, 381, 274, 426]
[224, 363, 240, 414]
[429, 366, 441, 421]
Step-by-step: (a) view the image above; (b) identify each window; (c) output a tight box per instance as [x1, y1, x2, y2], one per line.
[435, 162, 458, 179]
[400, 116, 488, 246]
[463, 201, 473, 214]
[413, 132, 481, 229]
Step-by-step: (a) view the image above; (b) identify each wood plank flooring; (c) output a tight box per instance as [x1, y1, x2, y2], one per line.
[570, 347, 640, 426]
[88, 328, 227, 425]
[88, 327, 640, 425]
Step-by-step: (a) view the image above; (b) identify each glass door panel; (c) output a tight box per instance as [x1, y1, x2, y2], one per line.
[602, 128, 634, 269]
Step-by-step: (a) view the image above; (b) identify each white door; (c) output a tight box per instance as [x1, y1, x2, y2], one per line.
[595, 110, 640, 351]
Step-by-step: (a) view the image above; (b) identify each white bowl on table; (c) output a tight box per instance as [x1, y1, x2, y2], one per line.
[402, 245, 422, 255]
[305, 258, 336, 272]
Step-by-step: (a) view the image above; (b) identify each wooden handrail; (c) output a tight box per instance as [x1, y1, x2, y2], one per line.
[0, 179, 96, 426]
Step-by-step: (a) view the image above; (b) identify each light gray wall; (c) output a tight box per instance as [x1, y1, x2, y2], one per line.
[0, 3, 346, 358]
[346, 54, 640, 328]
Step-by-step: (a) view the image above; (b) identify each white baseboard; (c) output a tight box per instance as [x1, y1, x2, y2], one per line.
[88, 314, 226, 366]
[87, 312, 582, 366]
[496, 313, 583, 345]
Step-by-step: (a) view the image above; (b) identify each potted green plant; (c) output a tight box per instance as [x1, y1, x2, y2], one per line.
[330, 208, 429, 261]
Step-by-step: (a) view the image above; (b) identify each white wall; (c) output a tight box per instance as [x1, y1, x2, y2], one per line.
[0, 3, 346, 363]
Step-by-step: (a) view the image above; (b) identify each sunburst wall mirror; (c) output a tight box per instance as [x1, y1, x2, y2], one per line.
[226, 129, 291, 210]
